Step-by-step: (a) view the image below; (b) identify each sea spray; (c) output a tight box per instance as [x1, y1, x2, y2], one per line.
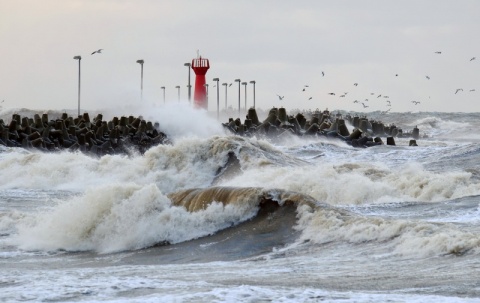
[295, 205, 480, 257]
[13, 183, 260, 253]
[100, 101, 226, 140]
[219, 156, 480, 205]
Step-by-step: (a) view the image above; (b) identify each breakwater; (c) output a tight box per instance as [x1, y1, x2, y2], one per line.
[222, 107, 421, 147]
[0, 107, 421, 155]
[0, 112, 170, 155]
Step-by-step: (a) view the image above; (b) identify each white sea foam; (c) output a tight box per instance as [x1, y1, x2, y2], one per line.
[408, 115, 480, 142]
[0, 136, 237, 192]
[12, 183, 258, 253]
[220, 157, 480, 205]
[2, 109, 480, 300]
[2, 131, 480, 207]
[1, 262, 478, 303]
[295, 205, 480, 258]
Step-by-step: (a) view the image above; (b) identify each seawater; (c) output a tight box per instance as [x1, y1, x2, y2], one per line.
[1, 103, 480, 302]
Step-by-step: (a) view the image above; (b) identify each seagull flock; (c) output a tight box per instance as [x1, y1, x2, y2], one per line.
[275, 52, 476, 111]
[64, 48, 475, 113]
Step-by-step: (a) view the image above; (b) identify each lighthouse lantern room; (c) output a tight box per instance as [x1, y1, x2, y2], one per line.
[191, 53, 210, 109]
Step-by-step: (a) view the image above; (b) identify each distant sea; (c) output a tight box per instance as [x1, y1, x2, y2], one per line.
[1, 105, 479, 302]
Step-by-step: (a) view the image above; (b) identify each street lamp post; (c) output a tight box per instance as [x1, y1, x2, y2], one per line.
[184, 63, 191, 102]
[234, 79, 241, 116]
[249, 80, 256, 109]
[222, 83, 228, 110]
[204, 84, 209, 106]
[213, 78, 220, 119]
[175, 85, 180, 101]
[242, 82, 247, 111]
[136, 59, 144, 101]
[161, 86, 165, 103]
[73, 56, 81, 117]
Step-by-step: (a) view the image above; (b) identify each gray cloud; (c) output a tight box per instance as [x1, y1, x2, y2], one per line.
[1, 0, 479, 112]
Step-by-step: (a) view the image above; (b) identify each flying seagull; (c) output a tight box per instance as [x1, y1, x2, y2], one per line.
[434, 51, 442, 54]
[412, 101, 420, 105]
[353, 100, 359, 103]
[328, 93, 335, 95]
[361, 103, 369, 108]
[91, 49, 103, 55]
[470, 89, 476, 92]
[470, 57, 476, 61]
[276, 94, 284, 100]
[229, 83, 232, 87]
[425, 76, 430, 80]
[321, 71, 325, 76]
[455, 88, 463, 94]
[308, 97, 313, 100]
[353, 83, 358, 86]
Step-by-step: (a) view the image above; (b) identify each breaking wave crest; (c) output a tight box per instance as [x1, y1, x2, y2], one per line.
[8, 185, 479, 259]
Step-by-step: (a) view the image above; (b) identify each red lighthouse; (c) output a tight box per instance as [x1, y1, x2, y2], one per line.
[191, 56, 210, 109]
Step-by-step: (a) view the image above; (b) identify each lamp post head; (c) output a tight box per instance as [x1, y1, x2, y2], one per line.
[234, 79, 241, 83]
[222, 83, 227, 86]
[204, 84, 209, 87]
[136, 59, 144, 64]
[184, 62, 191, 67]
[212, 78, 219, 81]
[175, 85, 180, 89]
[249, 80, 256, 84]
[241, 82, 247, 85]
[161, 86, 165, 89]
[73, 55, 81, 60]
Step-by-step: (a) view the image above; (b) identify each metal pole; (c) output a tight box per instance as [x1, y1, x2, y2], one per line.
[235, 79, 241, 116]
[250, 80, 256, 109]
[161, 86, 165, 103]
[222, 83, 228, 110]
[213, 78, 219, 119]
[176, 86, 180, 101]
[77, 58, 81, 116]
[204, 84, 209, 106]
[184, 63, 191, 102]
[242, 82, 247, 111]
[73, 55, 81, 117]
[136, 59, 144, 101]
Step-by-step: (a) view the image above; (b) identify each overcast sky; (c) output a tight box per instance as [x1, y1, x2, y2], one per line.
[1, 0, 479, 114]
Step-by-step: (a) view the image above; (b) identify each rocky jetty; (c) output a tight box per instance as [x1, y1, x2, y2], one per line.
[0, 107, 422, 155]
[0, 112, 170, 155]
[222, 107, 421, 147]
